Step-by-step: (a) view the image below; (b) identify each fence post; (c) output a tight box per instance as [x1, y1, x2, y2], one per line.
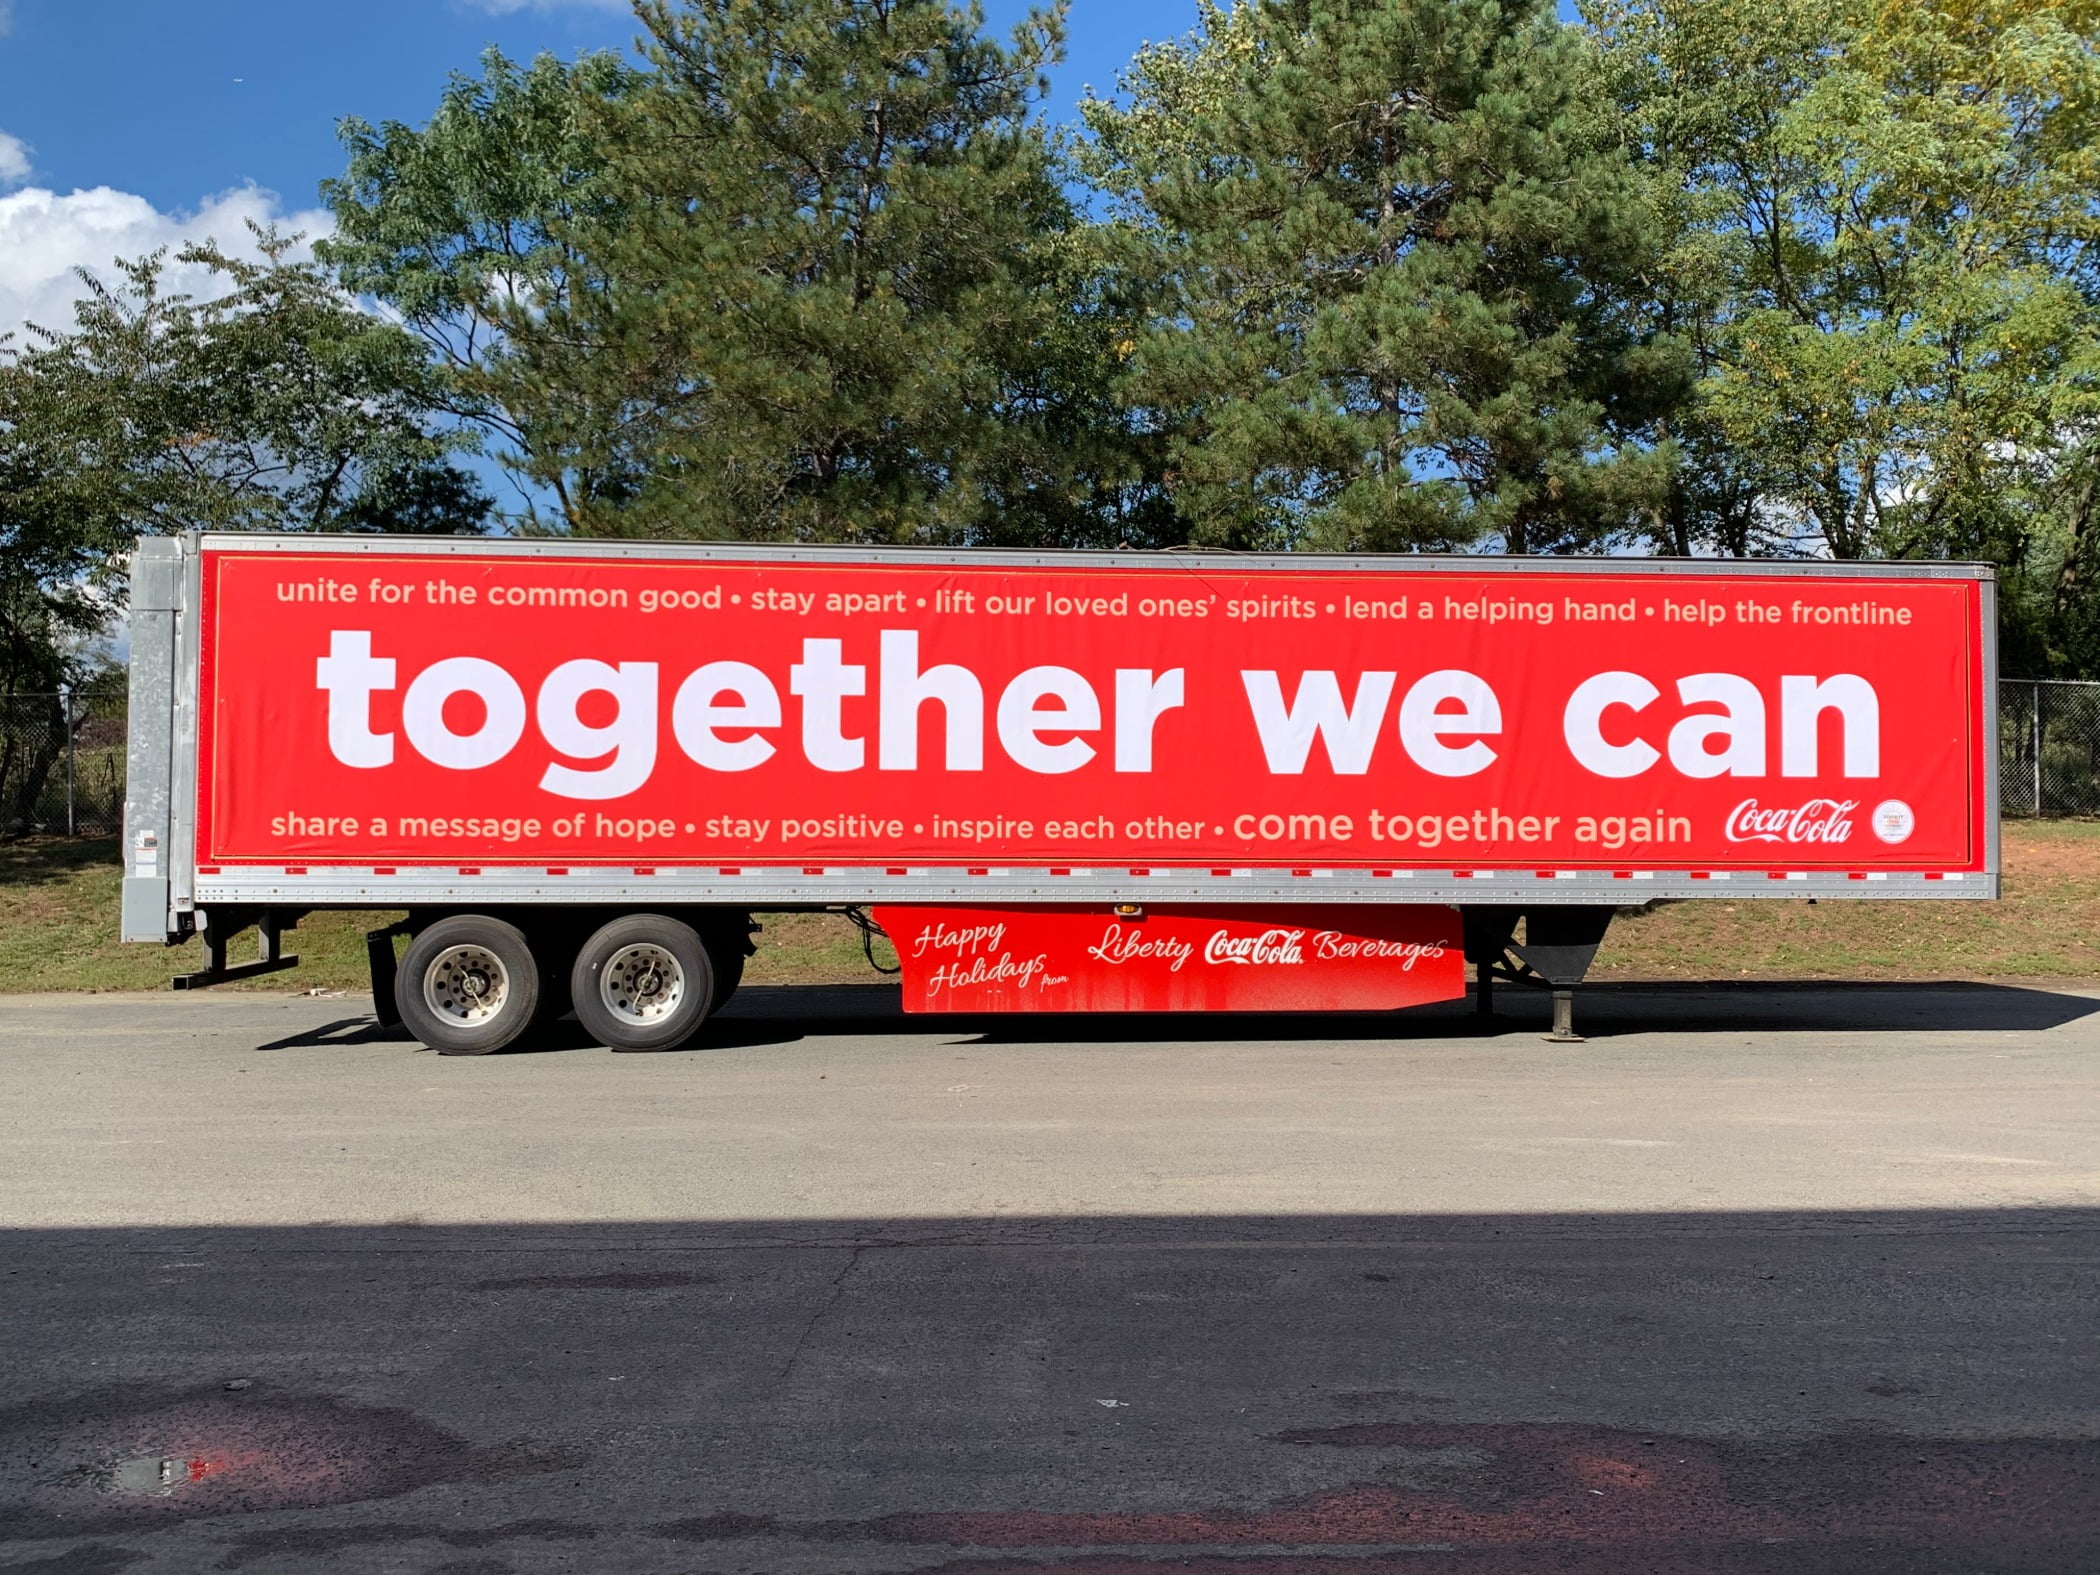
[2031, 680, 2042, 817]
[62, 685, 75, 838]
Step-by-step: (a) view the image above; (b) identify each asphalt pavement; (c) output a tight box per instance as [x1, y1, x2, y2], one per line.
[2, 982, 2097, 1572]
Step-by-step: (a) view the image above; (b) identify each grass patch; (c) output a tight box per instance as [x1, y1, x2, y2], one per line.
[0, 838, 396, 993]
[1593, 821, 2100, 982]
[0, 839, 899, 995]
[2, 824, 2092, 994]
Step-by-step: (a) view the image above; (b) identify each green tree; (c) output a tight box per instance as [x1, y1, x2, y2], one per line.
[1, 235, 488, 546]
[0, 236, 488, 681]
[1084, 0, 1689, 553]
[1588, 0, 2100, 670]
[503, 0, 1173, 543]
[0, 236, 487, 821]
[322, 48, 640, 526]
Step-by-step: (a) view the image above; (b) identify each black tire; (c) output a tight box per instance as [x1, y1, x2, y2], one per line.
[705, 943, 746, 1016]
[572, 914, 715, 1052]
[395, 915, 542, 1056]
[531, 933, 581, 1026]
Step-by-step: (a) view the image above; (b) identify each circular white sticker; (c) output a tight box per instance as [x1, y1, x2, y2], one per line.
[1871, 800, 1915, 845]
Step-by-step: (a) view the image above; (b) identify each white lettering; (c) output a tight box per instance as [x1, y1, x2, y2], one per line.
[1203, 928, 1306, 966]
[1113, 668, 1184, 773]
[1668, 673, 1766, 778]
[401, 656, 526, 771]
[673, 661, 780, 773]
[1240, 670, 1395, 774]
[1782, 675, 1881, 777]
[880, 630, 983, 771]
[316, 630, 395, 769]
[997, 666, 1099, 775]
[536, 659, 658, 800]
[1086, 922, 1195, 972]
[1397, 669, 1501, 778]
[789, 638, 866, 773]
[1724, 798, 1859, 844]
[1565, 671, 1661, 778]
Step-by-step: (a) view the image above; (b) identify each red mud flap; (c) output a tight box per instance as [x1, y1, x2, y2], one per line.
[873, 904, 1465, 1014]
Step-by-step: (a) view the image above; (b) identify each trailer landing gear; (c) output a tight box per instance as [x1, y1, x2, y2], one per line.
[1460, 907, 1615, 1043]
[175, 908, 303, 990]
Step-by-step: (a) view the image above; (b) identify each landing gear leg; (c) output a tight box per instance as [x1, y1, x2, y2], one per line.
[1547, 988, 1581, 1044]
[1514, 908, 1616, 1046]
[1460, 908, 1520, 1026]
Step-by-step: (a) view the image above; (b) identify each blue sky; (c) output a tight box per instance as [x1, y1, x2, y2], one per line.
[0, 0, 1579, 339]
[0, 0, 1205, 339]
[0, 0, 1186, 218]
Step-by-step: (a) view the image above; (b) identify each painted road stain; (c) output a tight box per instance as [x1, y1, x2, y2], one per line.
[0, 1386, 488, 1539]
[655, 1422, 2098, 1567]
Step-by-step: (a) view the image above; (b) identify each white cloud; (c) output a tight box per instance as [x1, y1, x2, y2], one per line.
[0, 183, 334, 345]
[0, 130, 29, 187]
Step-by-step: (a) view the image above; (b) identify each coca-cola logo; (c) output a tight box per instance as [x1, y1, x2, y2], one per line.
[1204, 928, 1306, 966]
[1724, 798, 1859, 844]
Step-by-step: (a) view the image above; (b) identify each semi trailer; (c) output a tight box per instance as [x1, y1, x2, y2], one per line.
[122, 534, 1997, 1051]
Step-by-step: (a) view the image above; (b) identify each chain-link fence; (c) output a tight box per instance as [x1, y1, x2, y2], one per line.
[3, 678, 2097, 840]
[2000, 679, 2100, 819]
[0, 689, 129, 838]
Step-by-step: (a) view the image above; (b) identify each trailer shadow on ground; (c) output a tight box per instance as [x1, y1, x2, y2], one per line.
[3, 1209, 2096, 1573]
[249, 978, 2100, 1054]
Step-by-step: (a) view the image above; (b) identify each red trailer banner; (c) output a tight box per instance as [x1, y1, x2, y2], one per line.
[875, 904, 1466, 1013]
[198, 550, 1989, 872]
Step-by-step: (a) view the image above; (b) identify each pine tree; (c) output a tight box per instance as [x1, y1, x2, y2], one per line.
[491, 0, 1149, 544]
[1088, 0, 1688, 552]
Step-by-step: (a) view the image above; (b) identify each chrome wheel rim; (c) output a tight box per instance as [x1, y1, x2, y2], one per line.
[423, 944, 511, 1027]
[600, 943, 686, 1028]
